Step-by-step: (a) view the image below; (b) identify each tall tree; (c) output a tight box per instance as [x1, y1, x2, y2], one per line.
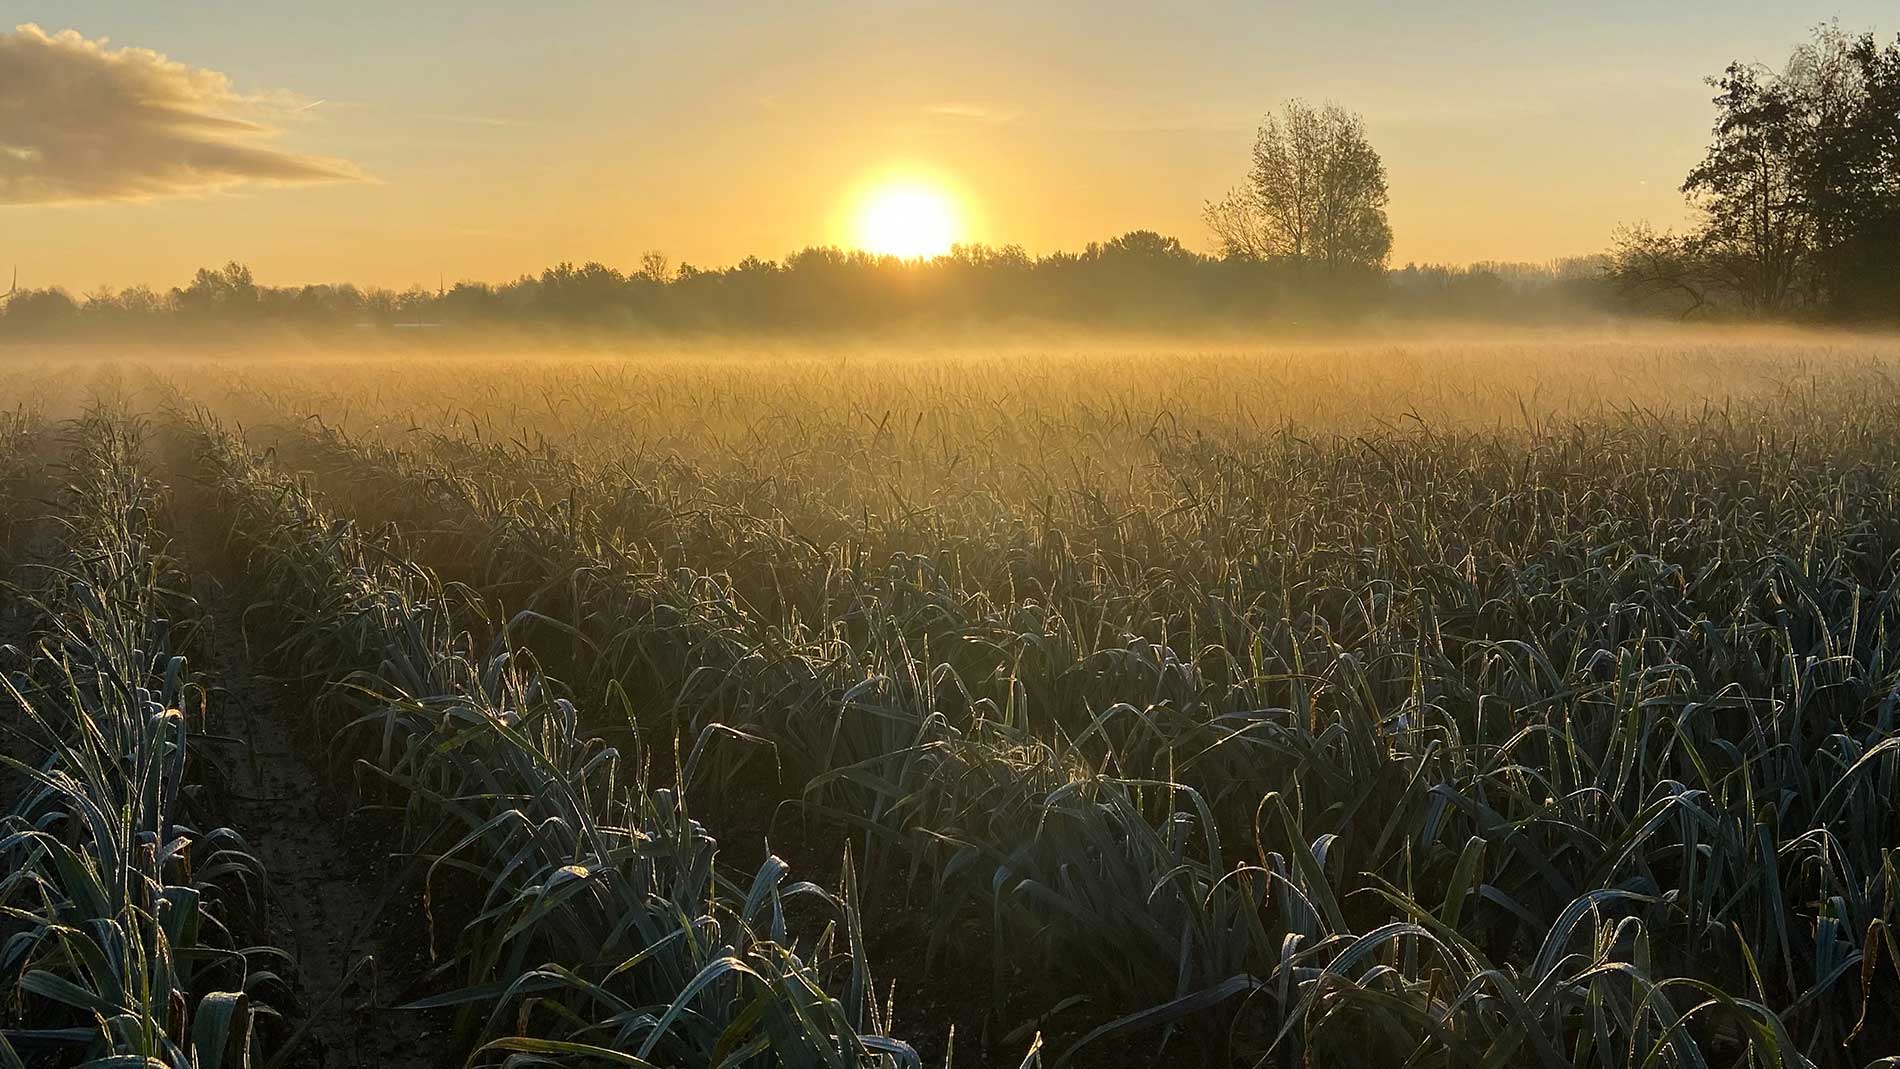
[1205, 100, 1393, 271]
[1669, 25, 1900, 318]
[1799, 29, 1900, 316]
[1681, 63, 1813, 313]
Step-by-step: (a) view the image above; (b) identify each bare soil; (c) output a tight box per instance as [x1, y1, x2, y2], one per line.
[0, 438, 61, 812]
[190, 581, 446, 1069]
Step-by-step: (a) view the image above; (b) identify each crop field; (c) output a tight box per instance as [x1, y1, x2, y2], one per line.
[7, 331, 1900, 1068]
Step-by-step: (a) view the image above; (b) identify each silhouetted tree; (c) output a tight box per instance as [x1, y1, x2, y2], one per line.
[0, 287, 78, 333]
[1682, 62, 1814, 313]
[638, 250, 673, 284]
[2, 237, 1623, 342]
[1606, 224, 1721, 318]
[1798, 28, 1900, 316]
[1205, 100, 1393, 271]
[174, 261, 260, 317]
[1650, 24, 1900, 318]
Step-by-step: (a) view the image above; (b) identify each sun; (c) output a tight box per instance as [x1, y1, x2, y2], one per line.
[854, 181, 960, 259]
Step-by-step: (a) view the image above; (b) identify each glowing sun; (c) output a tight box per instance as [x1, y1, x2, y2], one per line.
[854, 181, 961, 258]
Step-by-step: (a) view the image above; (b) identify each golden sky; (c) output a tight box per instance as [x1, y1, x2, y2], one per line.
[4, 2, 1889, 291]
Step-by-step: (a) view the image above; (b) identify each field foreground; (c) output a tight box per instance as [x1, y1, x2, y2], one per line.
[6, 331, 1900, 1068]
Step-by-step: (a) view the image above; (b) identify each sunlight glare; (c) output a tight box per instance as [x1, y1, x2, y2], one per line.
[855, 182, 960, 259]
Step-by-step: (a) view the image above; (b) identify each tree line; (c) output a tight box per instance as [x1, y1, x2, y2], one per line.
[0, 242, 1609, 339]
[1610, 25, 1899, 318]
[0, 22, 1889, 340]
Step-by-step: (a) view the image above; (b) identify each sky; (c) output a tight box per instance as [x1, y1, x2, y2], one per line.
[2, 1, 1891, 291]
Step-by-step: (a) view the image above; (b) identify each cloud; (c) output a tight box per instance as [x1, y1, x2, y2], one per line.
[0, 23, 362, 204]
[925, 102, 1018, 124]
[411, 112, 523, 129]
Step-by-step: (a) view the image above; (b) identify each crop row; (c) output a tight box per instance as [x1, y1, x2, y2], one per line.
[180, 409, 925, 1067]
[0, 414, 280, 1067]
[204, 384, 1900, 1066]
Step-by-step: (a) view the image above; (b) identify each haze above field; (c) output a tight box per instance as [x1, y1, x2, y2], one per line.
[10, 5, 1900, 1064]
[6, 2, 1893, 292]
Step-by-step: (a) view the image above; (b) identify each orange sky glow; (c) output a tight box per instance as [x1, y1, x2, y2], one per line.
[4, 2, 1891, 291]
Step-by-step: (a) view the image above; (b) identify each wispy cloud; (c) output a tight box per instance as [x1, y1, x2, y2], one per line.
[1071, 112, 1255, 136]
[0, 23, 362, 204]
[411, 112, 524, 129]
[279, 98, 521, 131]
[925, 102, 1019, 124]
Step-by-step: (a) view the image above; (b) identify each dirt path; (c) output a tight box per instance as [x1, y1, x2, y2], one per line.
[193, 592, 443, 1069]
[146, 412, 443, 1068]
[9, 425, 441, 1067]
[0, 436, 63, 811]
